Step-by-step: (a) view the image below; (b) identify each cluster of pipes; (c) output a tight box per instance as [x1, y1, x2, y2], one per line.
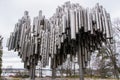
[7, 2, 112, 80]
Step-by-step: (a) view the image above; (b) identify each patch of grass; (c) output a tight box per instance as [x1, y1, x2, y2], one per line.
[10, 78, 22, 80]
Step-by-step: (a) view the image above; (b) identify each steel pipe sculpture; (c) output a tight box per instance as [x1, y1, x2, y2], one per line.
[7, 2, 112, 80]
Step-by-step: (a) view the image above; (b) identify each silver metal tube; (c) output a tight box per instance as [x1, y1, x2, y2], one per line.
[78, 44, 84, 80]
[62, 14, 66, 33]
[70, 9, 76, 39]
[75, 9, 79, 34]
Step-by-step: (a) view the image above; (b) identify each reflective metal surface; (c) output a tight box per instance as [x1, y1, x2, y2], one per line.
[7, 2, 113, 80]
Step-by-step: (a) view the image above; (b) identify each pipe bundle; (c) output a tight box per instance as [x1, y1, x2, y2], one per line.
[7, 1, 112, 76]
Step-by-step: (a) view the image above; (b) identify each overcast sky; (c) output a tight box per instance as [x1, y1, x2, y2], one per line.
[0, 0, 120, 68]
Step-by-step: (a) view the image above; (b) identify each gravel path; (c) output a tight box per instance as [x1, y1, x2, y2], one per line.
[23, 78, 116, 80]
[2, 77, 116, 80]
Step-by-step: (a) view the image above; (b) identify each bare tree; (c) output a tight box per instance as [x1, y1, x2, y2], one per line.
[91, 18, 120, 79]
[112, 18, 120, 72]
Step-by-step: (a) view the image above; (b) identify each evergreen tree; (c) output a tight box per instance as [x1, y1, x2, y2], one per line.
[0, 36, 3, 77]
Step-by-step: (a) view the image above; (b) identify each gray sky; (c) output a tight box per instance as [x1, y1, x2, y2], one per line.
[0, 0, 120, 68]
